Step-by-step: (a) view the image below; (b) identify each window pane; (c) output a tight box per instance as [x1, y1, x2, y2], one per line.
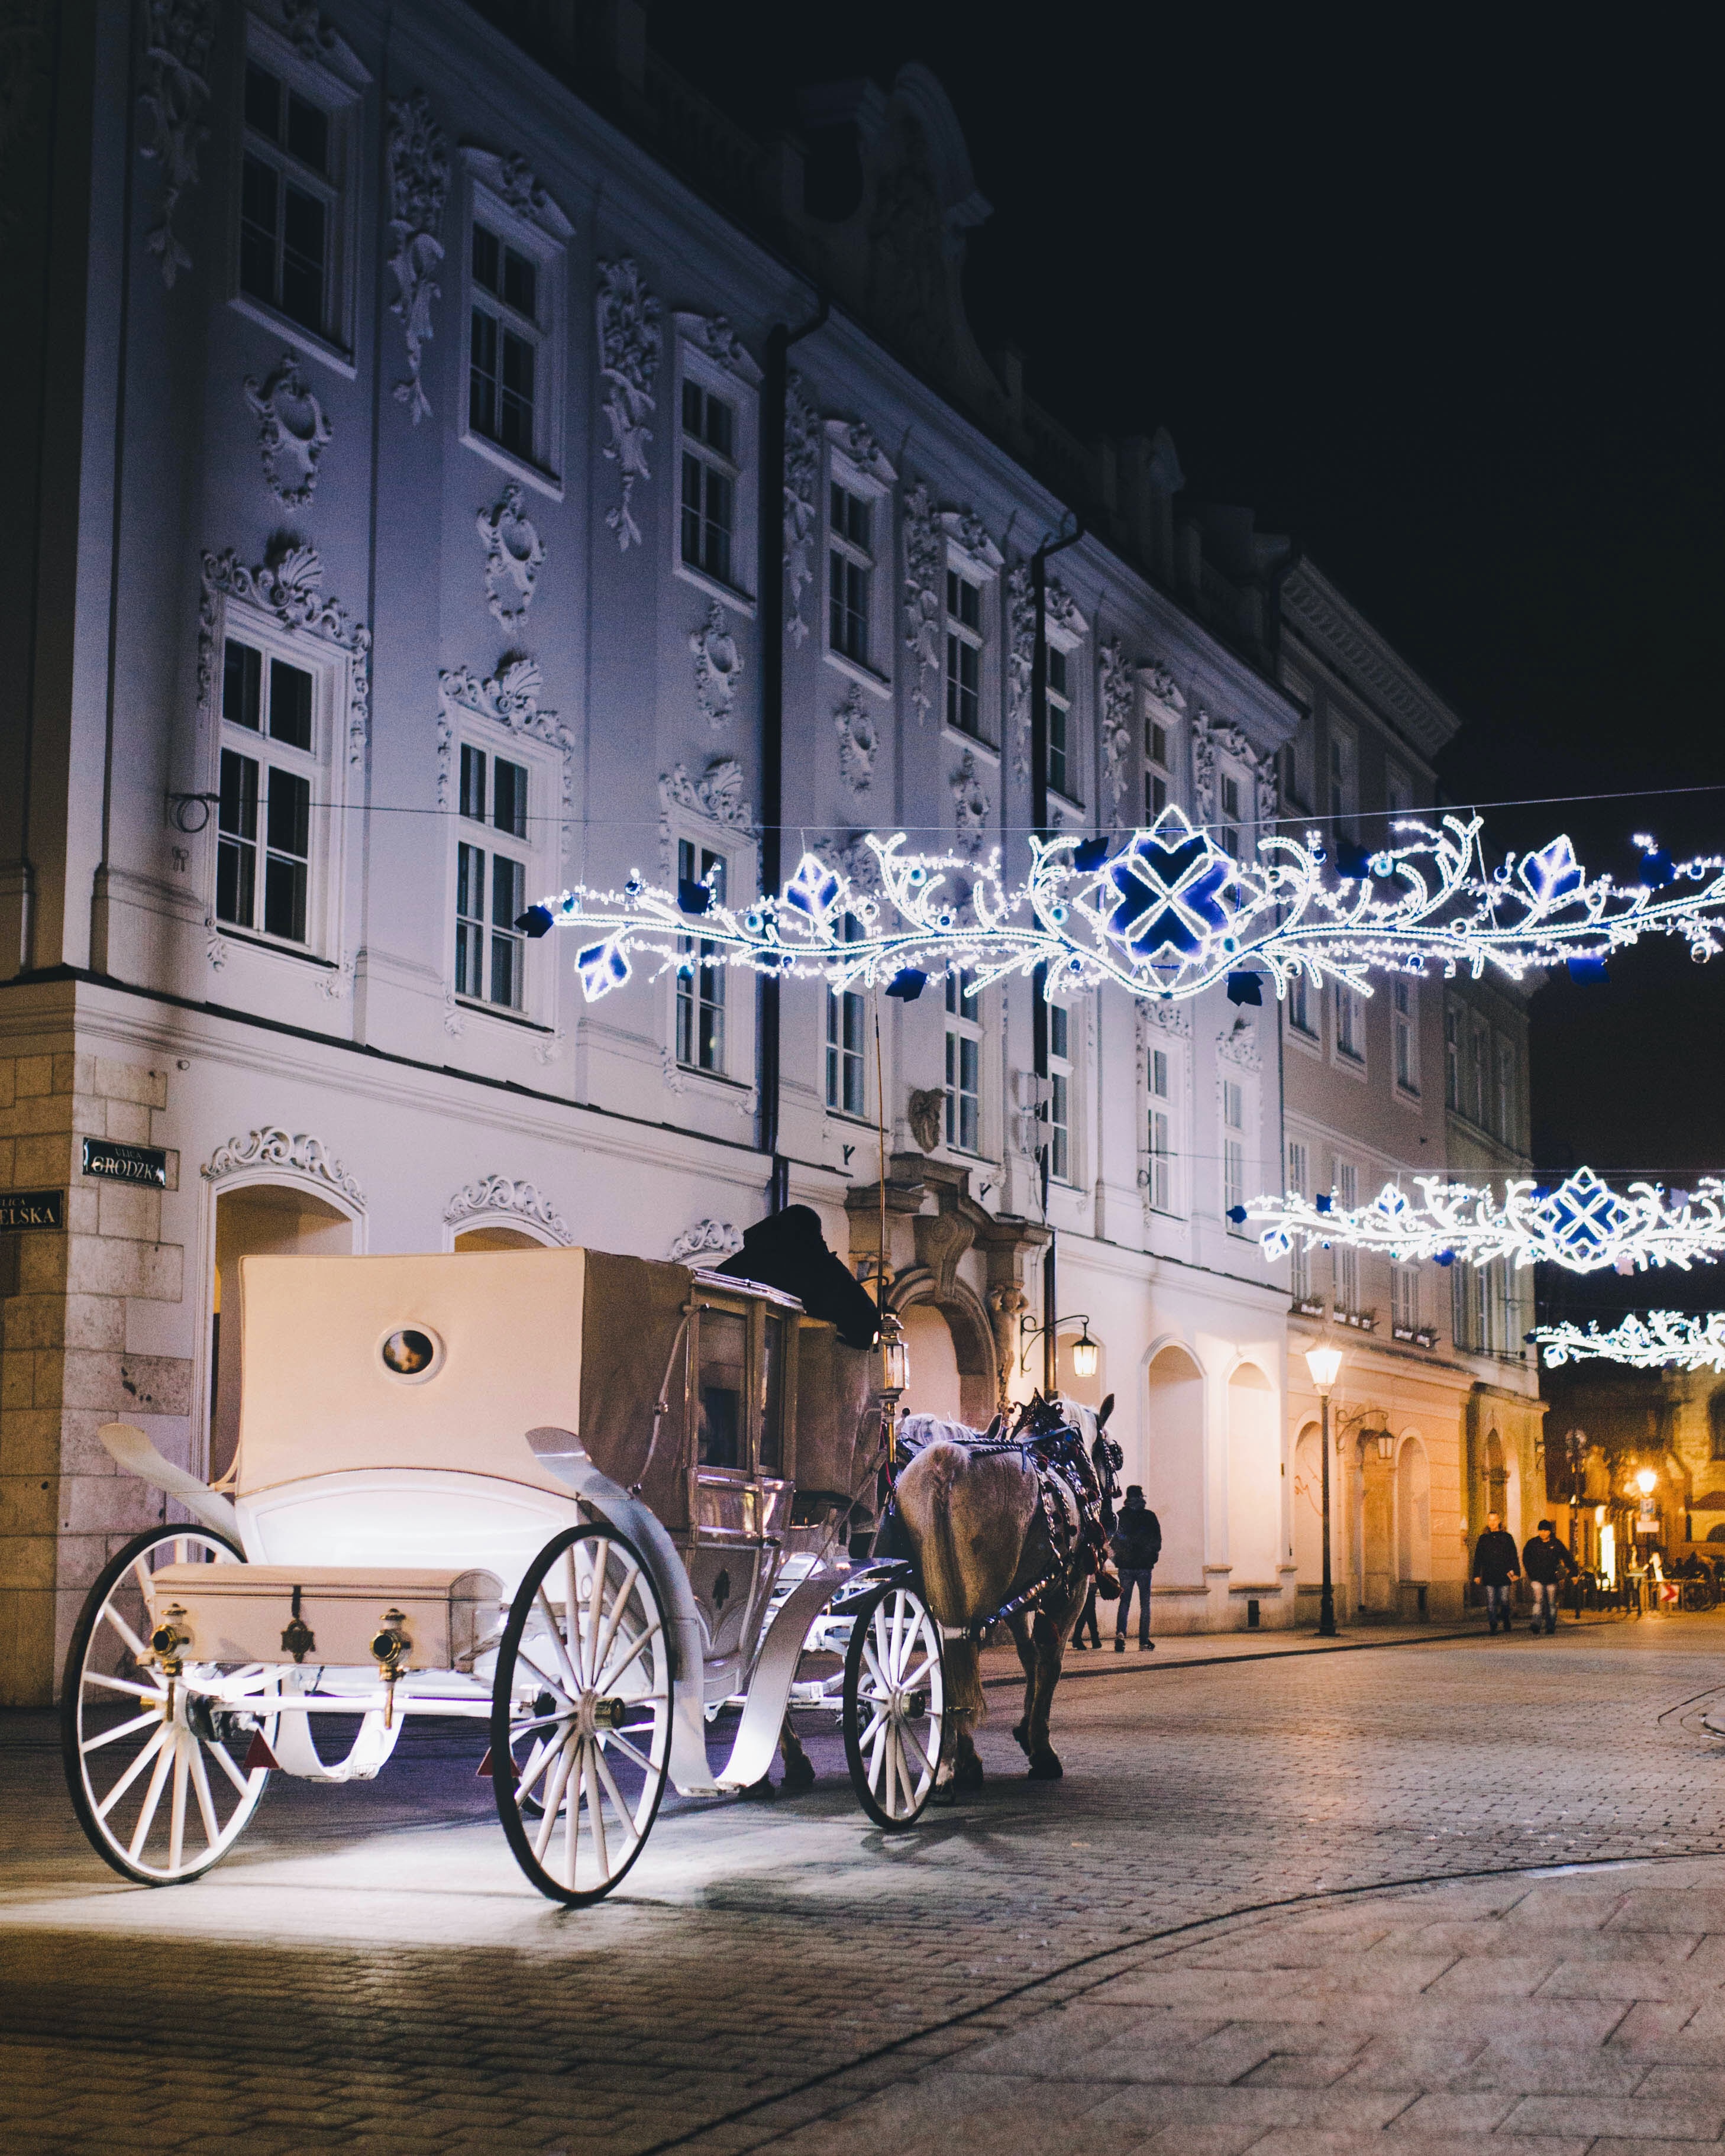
[490, 929, 521, 1009]
[703, 393, 732, 457]
[222, 640, 261, 730]
[268, 658, 312, 751]
[263, 849, 306, 941]
[1050, 1004, 1069, 1059]
[215, 835, 254, 929]
[460, 744, 486, 823]
[470, 308, 498, 437]
[502, 245, 536, 321]
[244, 62, 281, 141]
[492, 757, 526, 839]
[681, 451, 703, 566]
[490, 852, 524, 940]
[285, 91, 328, 174]
[265, 767, 309, 861]
[959, 1037, 978, 1152]
[239, 154, 278, 302]
[216, 750, 257, 927]
[1048, 648, 1067, 697]
[706, 468, 732, 581]
[472, 224, 500, 295]
[280, 183, 325, 331]
[456, 842, 484, 998]
[697, 1310, 747, 1469]
[761, 1315, 787, 1476]
[218, 749, 258, 841]
[500, 329, 534, 454]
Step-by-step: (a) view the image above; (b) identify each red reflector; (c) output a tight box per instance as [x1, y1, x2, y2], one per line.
[476, 1747, 493, 1779]
[244, 1731, 280, 1773]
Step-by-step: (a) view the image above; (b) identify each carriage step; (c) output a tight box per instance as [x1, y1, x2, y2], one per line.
[244, 1731, 280, 1773]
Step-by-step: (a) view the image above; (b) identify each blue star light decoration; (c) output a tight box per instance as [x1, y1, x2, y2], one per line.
[1238, 1169, 1725, 1276]
[1532, 1312, 1725, 1372]
[533, 810, 1725, 1009]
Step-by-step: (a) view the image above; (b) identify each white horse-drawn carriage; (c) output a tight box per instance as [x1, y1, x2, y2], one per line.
[62, 1241, 949, 1904]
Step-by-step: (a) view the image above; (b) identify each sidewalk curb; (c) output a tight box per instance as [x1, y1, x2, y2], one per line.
[981, 1613, 1630, 1689]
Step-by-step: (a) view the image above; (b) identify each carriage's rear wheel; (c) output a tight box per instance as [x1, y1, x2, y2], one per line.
[491, 1524, 672, 1906]
[842, 1582, 945, 1829]
[62, 1526, 274, 1885]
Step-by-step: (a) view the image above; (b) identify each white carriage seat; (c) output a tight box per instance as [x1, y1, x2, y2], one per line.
[233, 1247, 598, 1588]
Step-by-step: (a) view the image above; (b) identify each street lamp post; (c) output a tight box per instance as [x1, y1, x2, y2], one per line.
[1305, 1343, 1343, 1638]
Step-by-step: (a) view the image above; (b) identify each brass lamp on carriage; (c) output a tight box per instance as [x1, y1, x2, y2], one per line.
[878, 1311, 909, 1474]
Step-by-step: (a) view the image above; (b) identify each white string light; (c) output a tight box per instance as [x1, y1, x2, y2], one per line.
[1236, 1170, 1725, 1275]
[527, 810, 1725, 1008]
[1533, 1312, 1725, 1371]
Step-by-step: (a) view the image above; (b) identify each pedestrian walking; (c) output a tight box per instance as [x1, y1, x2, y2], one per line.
[1522, 1518, 1577, 1634]
[1112, 1484, 1161, 1652]
[1071, 1582, 1101, 1650]
[1472, 1511, 1521, 1633]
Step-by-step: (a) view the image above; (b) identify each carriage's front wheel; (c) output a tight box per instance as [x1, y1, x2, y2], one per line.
[491, 1524, 672, 1906]
[842, 1582, 945, 1829]
[62, 1525, 274, 1885]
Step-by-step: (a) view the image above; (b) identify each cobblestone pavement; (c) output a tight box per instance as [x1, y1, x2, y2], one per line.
[8, 1614, 1725, 2153]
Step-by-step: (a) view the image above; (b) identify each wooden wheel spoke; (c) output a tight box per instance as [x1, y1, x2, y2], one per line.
[99, 1600, 148, 1662]
[85, 1672, 164, 1701]
[186, 1731, 223, 1850]
[594, 1620, 660, 1694]
[532, 1737, 578, 1862]
[514, 1729, 563, 1801]
[80, 1708, 161, 1756]
[127, 1736, 176, 1858]
[583, 1746, 609, 1877]
[590, 1558, 639, 1684]
[603, 1728, 657, 1777]
[858, 1702, 887, 1748]
[589, 1740, 641, 1845]
[535, 1586, 583, 1696]
[96, 1722, 168, 1821]
[167, 1738, 190, 1871]
[898, 1715, 932, 1785]
[513, 1646, 574, 1704]
[206, 1736, 252, 1799]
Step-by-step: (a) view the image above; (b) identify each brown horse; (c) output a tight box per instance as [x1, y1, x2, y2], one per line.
[893, 1396, 1116, 1785]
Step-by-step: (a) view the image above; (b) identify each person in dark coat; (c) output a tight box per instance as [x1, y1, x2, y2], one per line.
[1473, 1511, 1522, 1633]
[1112, 1485, 1161, 1651]
[1522, 1518, 1577, 1634]
[1070, 1582, 1101, 1650]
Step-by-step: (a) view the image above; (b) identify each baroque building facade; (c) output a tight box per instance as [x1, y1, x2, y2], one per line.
[1, 0, 1533, 1699]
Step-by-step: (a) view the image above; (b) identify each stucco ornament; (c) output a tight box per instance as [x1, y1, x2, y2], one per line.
[690, 600, 742, 726]
[137, 0, 218, 286]
[243, 353, 333, 508]
[951, 749, 990, 858]
[1098, 638, 1135, 830]
[201, 1127, 364, 1208]
[199, 541, 370, 765]
[435, 660, 574, 851]
[385, 91, 449, 424]
[1006, 565, 1083, 783]
[783, 374, 818, 647]
[835, 683, 878, 796]
[443, 1174, 571, 1245]
[1194, 709, 1278, 828]
[906, 1088, 944, 1154]
[596, 258, 661, 551]
[476, 483, 545, 626]
[657, 759, 753, 874]
[668, 1218, 745, 1264]
[903, 484, 944, 722]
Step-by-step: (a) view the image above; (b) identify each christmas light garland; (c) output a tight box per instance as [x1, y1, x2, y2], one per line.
[1236, 1170, 1725, 1275]
[529, 812, 1725, 1008]
[1532, 1311, 1725, 1371]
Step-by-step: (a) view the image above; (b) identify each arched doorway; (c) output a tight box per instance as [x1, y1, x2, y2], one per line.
[1397, 1434, 1432, 1615]
[1226, 1362, 1278, 1585]
[1146, 1342, 1204, 1586]
[453, 1223, 550, 1252]
[210, 1182, 358, 1482]
[899, 1303, 964, 1422]
[1293, 1420, 1324, 1591]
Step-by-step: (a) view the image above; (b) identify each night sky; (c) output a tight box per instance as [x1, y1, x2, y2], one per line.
[650, 2, 1725, 1327]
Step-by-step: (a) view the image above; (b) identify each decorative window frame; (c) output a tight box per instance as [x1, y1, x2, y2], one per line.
[1325, 712, 1358, 830]
[1391, 974, 1422, 1104]
[196, 544, 364, 979]
[229, 5, 370, 377]
[670, 313, 761, 618]
[822, 420, 896, 702]
[657, 773, 758, 1111]
[456, 147, 573, 502]
[1044, 990, 1089, 1191]
[1216, 1022, 1262, 1237]
[1330, 977, 1369, 1083]
[938, 511, 1003, 761]
[442, 1174, 572, 1248]
[1044, 601, 1088, 818]
[435, 659, 573, 1034]
[1284, 965, 1323, 1059]
[939, 965, 993, 1164]
[1137, 1001, 1191, 1224]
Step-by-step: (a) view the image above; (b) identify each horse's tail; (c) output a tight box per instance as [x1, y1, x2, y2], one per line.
[897, 1441, 971, 1626]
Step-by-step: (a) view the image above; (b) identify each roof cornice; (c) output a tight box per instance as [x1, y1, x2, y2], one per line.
[1281, 563, 1461, 758]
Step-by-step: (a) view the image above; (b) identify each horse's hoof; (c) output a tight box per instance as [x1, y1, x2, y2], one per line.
[781, 1758, 816, 1793]
[739, 1774, 777, 1802]
[1026, 1749, 1064, 1781]
[1011, 1719, 1030, 1756]
[954, 1754, 986, 1790]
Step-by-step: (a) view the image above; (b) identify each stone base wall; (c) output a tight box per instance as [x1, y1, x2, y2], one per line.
[0, 1052, 188, 1705]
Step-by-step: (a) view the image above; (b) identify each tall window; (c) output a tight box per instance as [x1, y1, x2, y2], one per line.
[1286, 1139, 1310, 1300]
[1335, 981, 1364, 1062]
[945, 571, 983, 736]
[240, 60, 334, 335]
[1288, 965, 1313, 1036]
[1217, 771, 1242, 859]
[1471, 1024, 1489, 1127]
[455, 744, 529, 1011]
[829, 484, 873, 665]
[1496, 1040, 1517, 1145]
[676, 841, 726, 1071]
[1391, 1262, 1419, 1337]
[1445, 1006, 1461, 1110]
[1335, 1161, 1359, 1310]
[216, 636, 316, 946]
[1327, 728, 1353, 828]
[944, 968, 981, 1153]
[1222, 1078, 1246, 1233]
[825, 918, 865, 1116]
[1393, 977, 1419, 1094]
[1148, 1048, 1175, 1215]
[1145, 716, 1172, 822]
[1048, 1003, 1073, 1182]
[1046, 647, 1073, 800]
[680, 379, 736, 584]
[469, 222, 540, 461]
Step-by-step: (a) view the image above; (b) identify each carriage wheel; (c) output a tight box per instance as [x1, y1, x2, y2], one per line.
[491, 1524, 672, 1906]
[62, 1525, 275, 1885]
[842, 1582, 945, 1830]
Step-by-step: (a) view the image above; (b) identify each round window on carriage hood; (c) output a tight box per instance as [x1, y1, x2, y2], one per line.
[379, 1326, 443, 1381]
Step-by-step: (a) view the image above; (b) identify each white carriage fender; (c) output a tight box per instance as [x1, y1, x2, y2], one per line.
[525, 1427, 721, 1797]
[266, 1670, 404, 1783]
[98, 1423, 241, 1544]
[708, 1564, 849, 1793]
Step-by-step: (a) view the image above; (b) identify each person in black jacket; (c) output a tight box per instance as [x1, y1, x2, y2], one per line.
[1112, 1485, 1161, 1651]
[1522, 1518, 1577, 1634]
[1473, 1511, 1522, 1633]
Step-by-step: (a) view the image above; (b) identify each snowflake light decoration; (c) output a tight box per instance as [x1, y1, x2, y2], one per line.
[528, 811, 1725, 1008]
[1533, 1311, 1725, 1372]
[1236, 1171, 1725, 1276]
